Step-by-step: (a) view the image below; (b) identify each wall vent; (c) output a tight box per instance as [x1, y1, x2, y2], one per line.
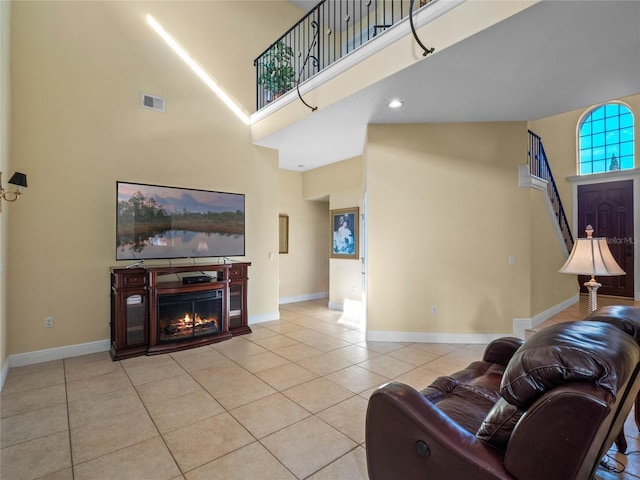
[141, 93, 165, 112]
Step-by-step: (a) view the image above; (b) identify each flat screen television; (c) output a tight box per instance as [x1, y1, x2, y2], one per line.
[116, 181, 245, 260]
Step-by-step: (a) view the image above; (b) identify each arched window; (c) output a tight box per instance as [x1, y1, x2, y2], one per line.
[579, 103, 634, 175]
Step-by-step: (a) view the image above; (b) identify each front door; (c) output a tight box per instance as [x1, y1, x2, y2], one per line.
[577, 179, 634, 297]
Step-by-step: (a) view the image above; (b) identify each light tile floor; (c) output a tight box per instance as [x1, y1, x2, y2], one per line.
[1, 297, 639, 479]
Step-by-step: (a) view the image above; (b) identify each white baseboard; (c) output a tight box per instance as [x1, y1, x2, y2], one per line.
[367, 295, 581, 344]
[0, 359, 9, 392]
[366, 330, 508, 344]
[7, 339, 110, 369]
[279, 292, 329, 305]
[328, 302, 343, 311]
[249, 311, 280, 325]
[512, 295, 579, 339]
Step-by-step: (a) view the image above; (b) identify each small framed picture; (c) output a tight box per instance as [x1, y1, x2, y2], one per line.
[330, 207, 359, 259]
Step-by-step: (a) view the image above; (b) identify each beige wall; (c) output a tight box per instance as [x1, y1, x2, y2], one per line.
[5, 1, 302, 358]
[528, 187, 577, 314]
[366, 122, 537, 336]
[278, 169, 329, 302]
[302, 157, 364, 308]
[1, 0, 11, 376]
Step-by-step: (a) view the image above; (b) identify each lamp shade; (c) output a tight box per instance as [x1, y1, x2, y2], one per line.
[559, 237, 625, 276]
[8, 172, 27, 188]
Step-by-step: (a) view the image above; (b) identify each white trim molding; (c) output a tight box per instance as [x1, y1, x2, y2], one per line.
[0, 361, 9, 391]
[249, 311, 280, 325]
[367, 295, 580, 345]
[366, 330, 508, 344]
[279, 292, 329, 305]
[7, 339, 110, 370]
[328, 301, 343, 311]
[512, 295, 579, 339]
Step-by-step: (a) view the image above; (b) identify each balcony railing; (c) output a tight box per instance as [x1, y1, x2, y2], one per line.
[254, 0, 431, 111]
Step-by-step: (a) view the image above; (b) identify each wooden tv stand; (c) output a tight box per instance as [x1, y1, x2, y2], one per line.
[110, 262, 251, 360]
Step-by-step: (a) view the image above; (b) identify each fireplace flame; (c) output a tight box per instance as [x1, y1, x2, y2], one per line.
[179, 313, 218, 328]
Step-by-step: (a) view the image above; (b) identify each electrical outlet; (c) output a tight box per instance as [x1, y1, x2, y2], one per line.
[431, 306, 438, 315]
[45, 316, 54, 328]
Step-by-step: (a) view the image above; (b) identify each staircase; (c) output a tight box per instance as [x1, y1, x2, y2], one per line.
[520, 130, 574, 256]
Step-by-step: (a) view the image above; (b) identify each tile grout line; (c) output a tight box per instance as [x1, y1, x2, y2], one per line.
[62, 358, 76, 480]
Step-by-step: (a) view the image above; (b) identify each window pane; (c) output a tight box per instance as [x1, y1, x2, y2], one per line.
[605, 104, 619, 117]
[593, 160, 606, 173]
[621, 128, 633, 142]
[621, 142, 633, 156]
[580, 163, 592, 175]
[593, 132, 605, 147]
[606, 116, 619, 130]
[592, 107, 605, 120]
[592, 119, 605, 134]
[593, 147, 606, 161]
[620, 113, 633, 128]
[578, 103, 634, 175]
[621, 155, 634, 169]
[606, 131, 619, 144]
[580, 135, 592, 149]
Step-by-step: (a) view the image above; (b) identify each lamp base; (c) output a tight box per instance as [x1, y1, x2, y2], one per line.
[584, 277, 602, 313]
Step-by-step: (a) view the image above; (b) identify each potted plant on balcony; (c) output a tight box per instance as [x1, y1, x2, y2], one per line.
[257, 41, 295, 101]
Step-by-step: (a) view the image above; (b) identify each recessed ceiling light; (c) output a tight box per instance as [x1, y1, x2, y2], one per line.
[388, 99, 403, 109]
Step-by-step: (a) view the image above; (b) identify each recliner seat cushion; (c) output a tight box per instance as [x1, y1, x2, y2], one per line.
[421, 362, 505, 433]
[476, 397, 523, 449]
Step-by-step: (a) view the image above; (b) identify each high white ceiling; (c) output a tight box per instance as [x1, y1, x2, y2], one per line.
[267, 0, 640, 171]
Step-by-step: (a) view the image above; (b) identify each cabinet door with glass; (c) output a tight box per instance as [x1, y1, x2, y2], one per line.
[228, 266, 250, 335]
[110, 269, 148, 359]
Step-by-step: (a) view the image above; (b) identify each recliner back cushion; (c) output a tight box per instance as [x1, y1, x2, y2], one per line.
[500, 321, 636, 409]
[477, 321, 638, 449]
[586, 305, 640, 342]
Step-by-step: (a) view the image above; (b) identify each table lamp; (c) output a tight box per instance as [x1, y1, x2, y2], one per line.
[559, 225, 625, 312]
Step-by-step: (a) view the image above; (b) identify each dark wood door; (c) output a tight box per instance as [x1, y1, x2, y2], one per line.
[577, 180, 634, 297]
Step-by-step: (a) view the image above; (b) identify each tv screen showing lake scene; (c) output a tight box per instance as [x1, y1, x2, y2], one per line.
[116, 181, 245, 260]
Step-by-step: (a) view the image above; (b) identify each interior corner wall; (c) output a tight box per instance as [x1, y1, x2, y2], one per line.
[0, 0, 11, 383]
[6, 1, 299, 358]
[278, 169, 329, 303]
[302, 157, 364, 309]
[365, 122, 532, 336]
[528, 92, 640, 303]
[528, 187, 578, 314]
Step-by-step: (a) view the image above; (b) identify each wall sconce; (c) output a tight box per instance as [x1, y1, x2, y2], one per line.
[0, 171, 28, 208]
[559, 224, 625, 312]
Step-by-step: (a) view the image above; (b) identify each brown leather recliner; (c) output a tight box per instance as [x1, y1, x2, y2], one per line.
[585, 305, 640, 452]
[365, 319, 640, 480]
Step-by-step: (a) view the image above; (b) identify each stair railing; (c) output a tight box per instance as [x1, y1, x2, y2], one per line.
[528, 130, 574, 254]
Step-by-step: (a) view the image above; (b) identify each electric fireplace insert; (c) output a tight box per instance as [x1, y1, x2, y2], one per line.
[158, 289, 223, 343]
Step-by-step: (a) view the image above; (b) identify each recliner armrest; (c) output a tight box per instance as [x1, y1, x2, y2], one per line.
[482, 337, 524, 365]
[366, 382, 512, 480]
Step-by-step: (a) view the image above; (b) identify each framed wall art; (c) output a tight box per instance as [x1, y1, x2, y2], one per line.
[279, 214, 289, 254]
[330, 207, 359, 259]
